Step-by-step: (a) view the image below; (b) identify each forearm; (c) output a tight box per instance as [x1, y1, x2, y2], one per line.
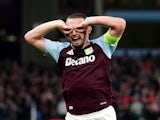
[24, 20, 64, 52]
[24, 20, 60, 40]
[85, 16, 126, 37]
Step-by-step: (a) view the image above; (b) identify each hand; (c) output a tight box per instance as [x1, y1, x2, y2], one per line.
[79, 17, 91, 28]
[75, 17, 91, 32]
[57, 20, 72, 34]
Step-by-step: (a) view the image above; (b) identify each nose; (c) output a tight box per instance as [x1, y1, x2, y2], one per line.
[71, 29, 77, 35]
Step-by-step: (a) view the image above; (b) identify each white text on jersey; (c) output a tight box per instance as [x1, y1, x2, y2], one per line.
[65, 55, 96, 66]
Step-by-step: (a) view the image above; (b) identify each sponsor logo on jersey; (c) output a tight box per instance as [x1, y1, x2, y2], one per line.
[66, 49, 74, 55]
[65, 55, 96, 66]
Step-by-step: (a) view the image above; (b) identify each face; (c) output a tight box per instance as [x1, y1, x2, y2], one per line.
[65, 18, 91, 49]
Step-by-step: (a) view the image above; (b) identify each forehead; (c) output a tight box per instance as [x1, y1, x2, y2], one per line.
[66, 18, 84, 27]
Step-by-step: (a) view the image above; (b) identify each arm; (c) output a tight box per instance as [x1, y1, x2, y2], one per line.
[81, 16, 126, 38]
[83, 16, 126, 58]
[24, 20, 70, 52]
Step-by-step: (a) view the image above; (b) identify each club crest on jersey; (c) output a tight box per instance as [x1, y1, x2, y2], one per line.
[84, 47, 94, 55]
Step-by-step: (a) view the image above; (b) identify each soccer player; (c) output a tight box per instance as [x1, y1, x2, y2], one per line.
[24, 13, 126, 120]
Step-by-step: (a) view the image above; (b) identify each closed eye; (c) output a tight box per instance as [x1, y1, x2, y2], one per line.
[63, 28, 72, 34]
[75, 27, 86, 32]
[64, 28, 71, 31]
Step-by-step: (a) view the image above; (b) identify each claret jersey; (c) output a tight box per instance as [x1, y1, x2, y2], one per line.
[45, 33, 118, 115]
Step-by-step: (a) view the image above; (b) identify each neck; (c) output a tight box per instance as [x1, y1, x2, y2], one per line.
[71, 40, 90, 50]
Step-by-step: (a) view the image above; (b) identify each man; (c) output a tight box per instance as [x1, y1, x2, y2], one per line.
[24, 13, 126, 120]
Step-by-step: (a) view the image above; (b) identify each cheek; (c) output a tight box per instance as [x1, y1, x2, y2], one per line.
[65, 35, 71, 41]
[80, 31, 87, 38]
[67, 38, 71, 42]
[78, 34, 84, 39]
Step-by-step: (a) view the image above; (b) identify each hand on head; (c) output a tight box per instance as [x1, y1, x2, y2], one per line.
[57, 19, 89, 35]
[57, 20, 72, 34]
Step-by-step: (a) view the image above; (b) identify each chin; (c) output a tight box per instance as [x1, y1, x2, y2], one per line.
[73, 44, 83, 49]
[73, 42, 81, 47]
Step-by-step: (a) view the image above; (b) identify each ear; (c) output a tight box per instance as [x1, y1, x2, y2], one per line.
[88, 26, 92, 34]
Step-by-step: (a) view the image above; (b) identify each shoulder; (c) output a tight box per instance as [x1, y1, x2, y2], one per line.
[44, 38, 70, 62]
[45, 39, 70, 51]
[91, 33, 118, 59]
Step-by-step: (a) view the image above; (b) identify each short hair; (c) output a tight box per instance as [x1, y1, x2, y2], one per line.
[66, 13, 87, 20]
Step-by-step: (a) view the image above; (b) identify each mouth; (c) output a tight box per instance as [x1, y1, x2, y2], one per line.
[71, 36, 81, 43]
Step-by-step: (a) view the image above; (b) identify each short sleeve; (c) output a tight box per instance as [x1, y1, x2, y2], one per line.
[45, 39, 69, 62]
[91, 33, 119, 59]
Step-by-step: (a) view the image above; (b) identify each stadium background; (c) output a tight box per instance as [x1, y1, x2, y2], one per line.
[0, 0, 160, 120]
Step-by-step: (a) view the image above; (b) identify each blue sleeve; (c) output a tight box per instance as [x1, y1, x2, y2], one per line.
[45, 39, 69, 62]
[91, 34, 118, 59]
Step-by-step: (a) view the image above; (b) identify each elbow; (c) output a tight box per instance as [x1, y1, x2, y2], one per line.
[118, 18, 126, 32]
[24, 31, 33, 44]
[24, 31, 40, 45]
[113, 18, 126, 36]
[110, 18, 126, 37]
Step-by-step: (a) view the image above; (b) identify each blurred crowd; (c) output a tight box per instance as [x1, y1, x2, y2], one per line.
[0, 50, 160, 120]
[0, 59, 65, 120]
[112, 50, 160, 120]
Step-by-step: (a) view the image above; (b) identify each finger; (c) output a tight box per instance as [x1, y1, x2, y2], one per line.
[62, 28, 72, 34]
[79, 21, 89, 27]
[74, 26, 86, 33]
[63, 27, 71, 32]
